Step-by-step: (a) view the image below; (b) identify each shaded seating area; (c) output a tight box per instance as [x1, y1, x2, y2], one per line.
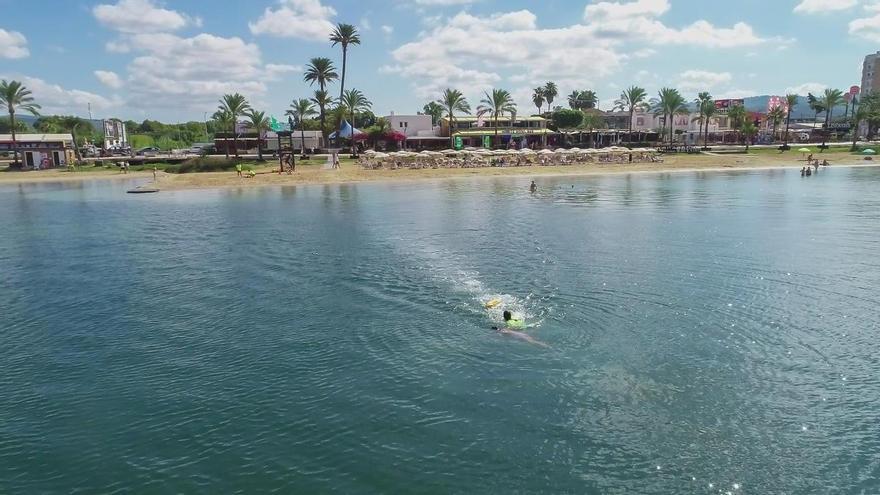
[358, 147, 658, 170]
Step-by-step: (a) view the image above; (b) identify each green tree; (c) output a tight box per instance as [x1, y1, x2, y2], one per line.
[0, 116, 28, 133]
[741, 119, 758, 152]
[341, 89, 372, 155]
[551, 108, 583, 129]
[0, 80, 41, 165]
[219, 93, 250, 157]
[653, 87, 688, 144]
[851, 104, 867, 151]
[613, 85, 647, 147]
[211, 109, 234, 159]
[543, 82, 558, 113]
[304, 57, 339, 146]
[767, 106, 786, 143]
[477, 88, 517, 147]
[330, 23, 361, 146]
[286, 98, 317, 155]
[437, 88, 471, 148]
[727, 104, 747, 144]
[818, 88, 844, 151]
[422, 101, 443, 126]
[693, 92, 712, 149]
[532, 87, 545, 116]
[245, 110, 270, 161]
[310, 90, 335, 148]
[782, 93, 798, 149]
[568, 90, 598, 110]
[702, 100, 716, 148]
[579, 111, 604, 148]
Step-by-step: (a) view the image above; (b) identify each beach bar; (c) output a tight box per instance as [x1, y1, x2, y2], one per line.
[0, 133, 76, 169]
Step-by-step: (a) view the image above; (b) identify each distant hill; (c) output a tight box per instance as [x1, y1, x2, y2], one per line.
[742, 95, 848, 120]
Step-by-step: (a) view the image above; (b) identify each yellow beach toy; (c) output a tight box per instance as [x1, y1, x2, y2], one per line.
[484, 298, 502, 309]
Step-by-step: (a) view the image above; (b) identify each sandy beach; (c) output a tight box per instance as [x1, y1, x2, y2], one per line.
[0, 150, 871, 191]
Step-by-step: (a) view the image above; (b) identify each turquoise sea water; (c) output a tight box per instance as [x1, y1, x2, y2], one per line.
[2, 167, 880, 493]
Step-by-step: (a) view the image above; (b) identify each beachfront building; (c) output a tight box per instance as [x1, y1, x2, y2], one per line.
[103, 119, 128, 150]
[215, 130, 325, 155]
[383, 113, 447, 149]
[0, 133, 76, 169]
[440, 115, 551, 148]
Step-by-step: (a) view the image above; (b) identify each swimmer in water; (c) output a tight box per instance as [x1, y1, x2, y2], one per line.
[529, 180, 537, 193]
[491, 310, 549, 347]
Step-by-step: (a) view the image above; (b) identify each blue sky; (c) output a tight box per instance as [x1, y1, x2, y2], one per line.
[1, 0, 878, 122]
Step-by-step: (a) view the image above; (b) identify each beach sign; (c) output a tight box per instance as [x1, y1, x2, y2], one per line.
[482, 135, 492, 148]
[454, 135, 463, 150]
[270, 116, 290, 132]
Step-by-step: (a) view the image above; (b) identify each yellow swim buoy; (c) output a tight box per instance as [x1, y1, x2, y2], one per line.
[484, 298, 502, 309]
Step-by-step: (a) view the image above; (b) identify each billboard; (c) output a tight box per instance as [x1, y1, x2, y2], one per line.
[767, 95, 788, 114]
[715, 99, 744, 111]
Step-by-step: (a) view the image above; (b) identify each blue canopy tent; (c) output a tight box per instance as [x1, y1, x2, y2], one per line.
[329, 120, 363, 139]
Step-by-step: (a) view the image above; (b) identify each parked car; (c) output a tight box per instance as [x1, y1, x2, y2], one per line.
[136, 147, 160, 157]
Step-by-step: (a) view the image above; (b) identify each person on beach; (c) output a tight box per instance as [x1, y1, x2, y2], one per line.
[822, 159, 829, 166]
[152, 166, 158, 180]
[801, 167, 806, 176]
[236, 163, 243, 178]
[806, 167, 812, 176]
[529, 180, 537, 193]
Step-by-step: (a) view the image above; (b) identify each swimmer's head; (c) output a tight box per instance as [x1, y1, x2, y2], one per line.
[503, 310, 512, 321]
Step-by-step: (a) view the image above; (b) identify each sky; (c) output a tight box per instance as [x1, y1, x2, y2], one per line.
[1, 0, 879, 122]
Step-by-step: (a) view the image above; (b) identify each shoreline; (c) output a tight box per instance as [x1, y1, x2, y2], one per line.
[1, 153, 874, 191]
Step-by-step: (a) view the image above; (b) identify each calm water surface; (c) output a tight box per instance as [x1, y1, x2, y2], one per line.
[1, 167, 880, 494]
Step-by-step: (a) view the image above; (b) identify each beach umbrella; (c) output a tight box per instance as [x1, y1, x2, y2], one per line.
[862, 149, 876, 155]
[538, 149, 554, 154]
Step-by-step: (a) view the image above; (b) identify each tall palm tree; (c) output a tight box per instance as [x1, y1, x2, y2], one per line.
[727, 104, 747, 144]
[437, 88, 471, 148]
[330, 24, 361, 146]
[819, 88, 844, 151]
[741, 120, 758, 152]
[702, 102, 716, 148]
[851, 104, 867, 151]
[767, 106, 786, 143]
[211, 109, 233, 159]
[0, 80, 41, 166]
[783, 93, 798, 150]
[245, 110, 270, 161]
[219, 93, 250, 158]
[310, 90, 335, 148]
[807, 93, 825, 129]
[304, 57, 339, 146]
[569, 90, 598, 110]
[580, 111, 604, 148]
[613, 85, 647, 147]
[532, 87, 545, 116]
[422, 102, 444, 126]
[341, 89, 372, 155]
[543, 82, 558, 113]
[693, 92, 712, 149]
[477, 89, 517, 147]
[653, 87, 688, 144]
[286, 98, 317, 155]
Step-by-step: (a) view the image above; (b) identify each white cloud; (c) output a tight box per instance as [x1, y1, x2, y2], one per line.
[0, 74, 121, 115]
[385, 2, 776, 109]
[412, 0, 479, 5]
[849, 12, 880, 41]
[381, 25, 394, 35]
[94, 70, 124, 89]
[249, 0, 336, 40]
[0, 28, 29, 59]
[678, 70, 733, 92]
[785, 82, 828, 95]
[360, 17, 372, 31]
[93, 0, 196, 34]
[793, 0, 858, 14]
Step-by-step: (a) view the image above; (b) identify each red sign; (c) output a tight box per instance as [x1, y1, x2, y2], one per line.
[850, 85, 860, 96]
[767, 95, 788, 114]
[715, 99, 744, 110]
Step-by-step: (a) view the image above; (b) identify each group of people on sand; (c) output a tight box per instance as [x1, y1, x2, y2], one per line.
[801, 154, 830, 177]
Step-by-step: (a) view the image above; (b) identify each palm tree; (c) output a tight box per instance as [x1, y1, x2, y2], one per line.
[579, 111, 604, 148]
[0, 80, 41, 166]
[851, 104, 867, 151]
[477, 89, 517, 147]
[613, 85, 647, 147]
[341, 89, 371, 155]
[653, 88, 688, 144]
[807, 93, 825, 129]
[767, 106, 785, 143]
[218, 93, 250, 158]
[741, 120, 758, 152]
[422, 102, 443, 126]
[286, 98, 317, 155]
[245, 110, 270, 161]
[543, 82, 558, 113]
[727, 104, 747, 144]
[702, 102, 716, 148]
[304, 57, 339, 146]
[693, 92, 712, 149]
[569, 90, 598, 110]
[329, 24, 361, 146]
[532, 87, 545, 116]
[211, 109, 233, 159]
[310, 90, 335, 148]
[437, 88, 471, 148]
[819, 88, 844, 151]
[782, 93, 798, 150]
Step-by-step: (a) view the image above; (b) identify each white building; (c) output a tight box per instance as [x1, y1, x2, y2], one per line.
[103, 119, 127, 150]
[0, 133, 75, 169]
[384, 113, 447, 149]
